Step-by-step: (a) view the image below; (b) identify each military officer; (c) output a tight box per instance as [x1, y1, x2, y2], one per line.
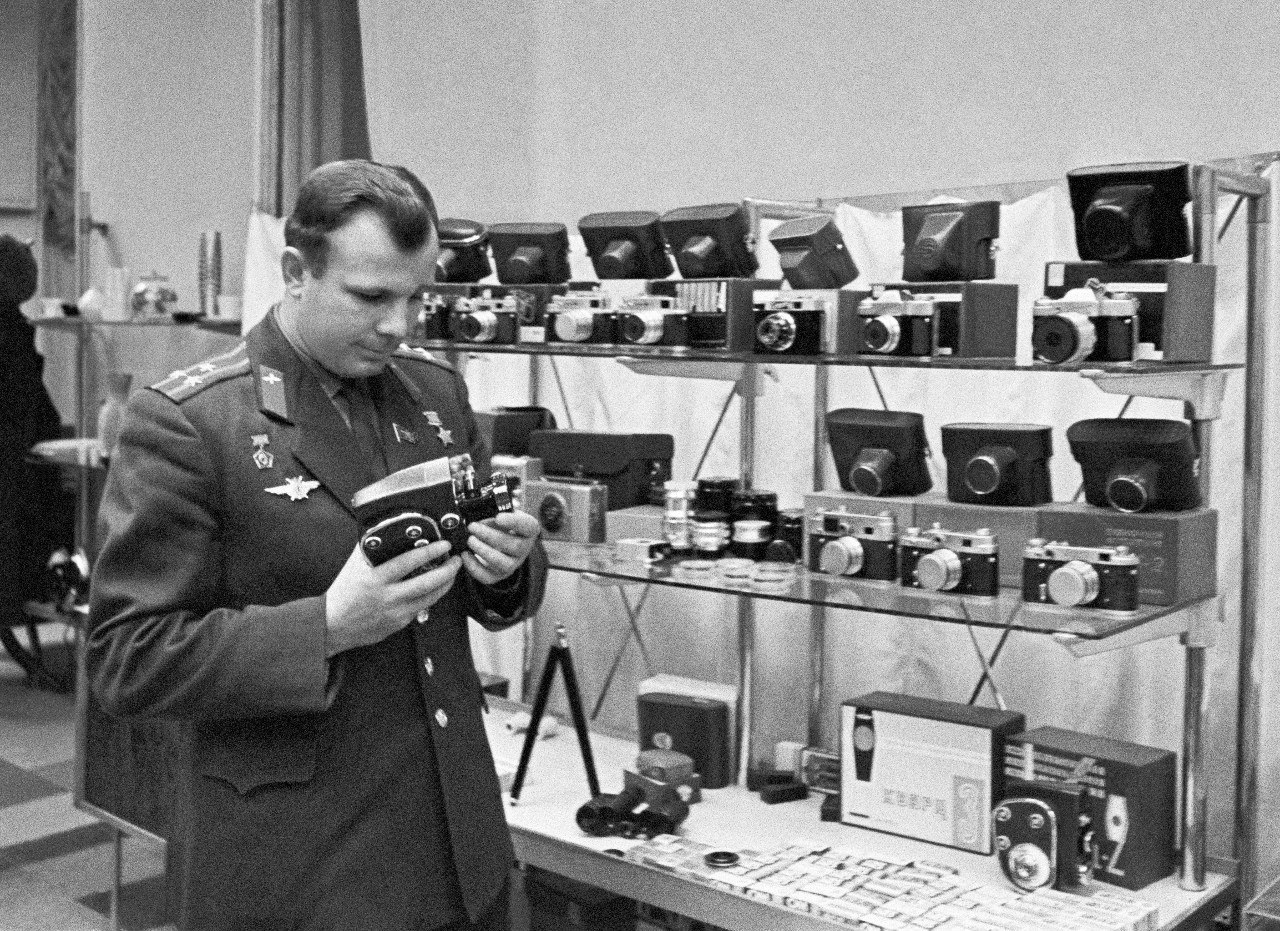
[88, 160, 545, 931]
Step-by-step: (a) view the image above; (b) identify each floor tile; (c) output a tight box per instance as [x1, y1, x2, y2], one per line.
[0, 862, 106, 931]
[0, 793, 98, 850]
[0, 660, 77, 770]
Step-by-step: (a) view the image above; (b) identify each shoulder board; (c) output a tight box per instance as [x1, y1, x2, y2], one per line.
[149, 342, 250, 402]
[393, 343, 455, 373]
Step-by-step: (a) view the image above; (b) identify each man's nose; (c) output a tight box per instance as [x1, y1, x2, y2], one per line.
[375, 300, 412, 340]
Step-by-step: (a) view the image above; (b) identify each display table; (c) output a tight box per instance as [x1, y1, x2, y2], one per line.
[484, 702, 1235, 931]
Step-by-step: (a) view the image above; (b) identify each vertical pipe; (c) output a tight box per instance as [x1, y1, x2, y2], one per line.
[739, 363, 757, 488]
[809, 366, 830, 746]
[521, 355, 541, 703]
[110, 828, 123, 931]
[1234, 181, 1270, 904]
[74, 191, 92, 556]
[737, 595, 756, 786]
[1180, 645, 1208, 891]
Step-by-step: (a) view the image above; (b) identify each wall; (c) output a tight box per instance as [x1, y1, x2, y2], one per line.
[0, 0, 40, 242]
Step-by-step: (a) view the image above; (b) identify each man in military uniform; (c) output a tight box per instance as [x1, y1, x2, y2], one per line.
[88, 160, 544, 930]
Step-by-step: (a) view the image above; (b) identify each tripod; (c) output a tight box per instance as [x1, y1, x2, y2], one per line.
[509, 622, 600, 804]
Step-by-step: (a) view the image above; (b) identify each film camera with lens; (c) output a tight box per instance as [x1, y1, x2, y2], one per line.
[576, 765, 695, 840]
[807, 508, 899, 582]
[899, 523, 999, 597]
[901, 200, 1000, 282]
[825, 408, 932, 497]
[1067, 162, 1192, 263]
[522, 478, 607, 543]
[846, 283, 1017, 360]
[659, 202, 758, 280]
[488, 222, 572, 285]
[1022, 539, 1140, 613]
[994, 777, 1097, 892]
[417, 286, 474, 341]
[941, 423, 1053, 507]
[435, 218, 493, 284]
[1032, 278, 1139, 365]
[1066, 419, 1201, 513]
[852, 289, 944, 357]
[767, 214, 859, 289]
[578, 210, 674, 280]
[354, 454, 513, 569]
[545, 292, 621, 345]
[617, 295, 690, 347]
[753, 294, 838, 355]
[448, 294, 519, 344]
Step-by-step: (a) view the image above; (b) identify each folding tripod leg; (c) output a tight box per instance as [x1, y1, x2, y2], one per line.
[558, 644, 601, 798]
[509, 641, 561, 803]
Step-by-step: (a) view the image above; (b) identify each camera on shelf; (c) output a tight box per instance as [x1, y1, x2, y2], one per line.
[1066, 419, 1201, 513]
[1031, 278, 1139, 365]
[753, 294, 836, 355]
[901, 200, 1000, 282]
[940, 423, 1053, 507]
[767, 214, 859, 289]
[617, 295, 690, 347]
[807, 509, 898, 582]
[417, 287, 472, 341]
[448, 294, 519, 344]
[435, 218, 493, 284]
[576, 764, 694, 840]
[353, 454, 513, 569]
[825, 408, 932, 497]
[659, 202, 758, 279]
[1066, 162, 1192, 263]
[578, 210, 674, 280]
[853, 289, 945, 357]
[522, 478, 607, 543]
[545, 293, 620, 345]
[994, 777, 1097, 892]
[487, 222, 572, 285]
[1022, 539, 1140, 613]
[899, 523, 999, 596]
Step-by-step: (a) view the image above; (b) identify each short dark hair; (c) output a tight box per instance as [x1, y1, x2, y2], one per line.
[285, 160, 439, 275]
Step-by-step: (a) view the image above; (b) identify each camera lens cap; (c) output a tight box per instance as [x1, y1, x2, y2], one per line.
[704, 850, 741, 869]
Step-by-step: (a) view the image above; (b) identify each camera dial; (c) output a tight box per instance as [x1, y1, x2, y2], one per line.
[554, 308, 596, 342]
[1105, 458, 1159, 513]
[756, 311, 797, 352]
[915, 548, 963, 591]
[538, 493, 569, 533]
[964, 445, 1017, 496]
[863, 315, 901, 353]
[458, 310, 498, 343]
[622, 310, 665, 344]
[820, 536, 865, 576]
[1047, 559, 1101, 607]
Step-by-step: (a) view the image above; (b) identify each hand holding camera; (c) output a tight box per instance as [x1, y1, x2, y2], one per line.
[460, 510, 542, 586]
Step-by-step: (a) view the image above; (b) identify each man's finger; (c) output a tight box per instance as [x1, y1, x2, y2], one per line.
[460, 551, 502, 586]
[467, 521, 526, 557]
[393, 554, 462, 600]
[375, 539, 452, 580]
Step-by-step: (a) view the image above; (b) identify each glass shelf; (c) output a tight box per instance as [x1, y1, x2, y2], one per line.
[413, 338, 1241, 375]
[543, 541, 1205, 641]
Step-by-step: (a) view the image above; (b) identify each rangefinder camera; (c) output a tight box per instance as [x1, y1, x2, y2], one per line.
[754, 294, 837, 355]
[899, 523, 999, 596]
[545, 293, 620, 345]
[1022, 539, 1140, 613]
[354, 454, 513, 570]
[449, 295, 519, 345]
[1032, 279, 1140, 365]
[617, 295, 690, 347]
[807, 509, 898, 582]
[855, 290, 957, 357]
[522, 477, 607, 542]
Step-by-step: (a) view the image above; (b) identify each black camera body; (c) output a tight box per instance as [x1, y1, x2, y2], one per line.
[825, 408, 932, 497]
[1042, 261, 1215, 363]
[941, 423, 1053, 507]
[899, 523, 999, 597]
[645, 278, 783, 351]
[994, 777, 1096, 892]
[1022, 539, 1140, 613]
[545, 293, 621, 345]
[617, 295, 690, 347]
[448, 295, 519, 345]
[576, 768, 693, 840]
[753, 294, 836, 355]
[435, 218, 493, 284]
[844, 282, 1018, 360]
[807, 509, 898, 582]
[1032, 279, 1139, 365]
[1066, 419, 1201, 513]
[901, 200, 1000, 282]
[852, 289, 941, 357]
[1066, 162, 1192, 263]
[354, 455, 513, 569]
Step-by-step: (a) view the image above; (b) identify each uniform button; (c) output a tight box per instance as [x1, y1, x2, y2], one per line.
[435, 709, 448, 728]
[416, 609, 430, 624]
[424, 657, 434, 675]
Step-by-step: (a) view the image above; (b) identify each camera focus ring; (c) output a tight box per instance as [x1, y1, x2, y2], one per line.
[459, 310, 497, 342]
[554, 309, 596, 342]
[1033, 311, 1096, 365]
[756, 312, 797, 352]
[1047, 559, 1101, 607]
[820, 536, 865, 576]
[864, 315, 901, 353]
[915, 549, 963, 591]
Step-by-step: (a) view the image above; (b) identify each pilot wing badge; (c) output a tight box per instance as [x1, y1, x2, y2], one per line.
[266, 476, 320, 502]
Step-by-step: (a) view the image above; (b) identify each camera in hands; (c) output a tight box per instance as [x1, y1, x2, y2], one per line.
[808, 509, 899, 582]
[1022, 540, 1140, 613]
[899, 523, 999, 596]
[1032, 278, 1139, 365]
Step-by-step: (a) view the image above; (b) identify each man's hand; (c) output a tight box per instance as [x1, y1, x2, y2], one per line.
[461, 511, 542, 586]
[324, 540, 461, 657]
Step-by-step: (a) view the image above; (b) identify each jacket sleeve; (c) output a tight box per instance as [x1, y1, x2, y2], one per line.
[87, 387, 331, 722]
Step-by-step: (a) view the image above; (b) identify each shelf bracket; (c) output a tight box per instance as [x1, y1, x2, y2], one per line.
[1050, 596, 1219, 657]
[1079, 369, 1229, 421]
[614, 357, 778, 399]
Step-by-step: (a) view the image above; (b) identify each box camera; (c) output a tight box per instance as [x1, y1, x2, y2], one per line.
[825, 408, 932, 497]
[767, 214, 859, 289]
[579, 210, 673, 280]
[353, 454, 513, 568]
[1022, 539, 1140, 613]
[435, 218, 493, 284]
[522, 478, 607, 543]
[488, 222, 571, 285]
[807, 508, 898, 581]
[901, 200, 1000, 282]
[448, 294, 519, 345]
[645, 278, 783, 351]
[940, 423, 1053, 507]
[753, 294, 837, 356]
[528, 430, 674, 511]
[1066, 161, 1193, 263]
[659, 202, 757, 279]
[1066, 418, 1201, 513]
[617, 295, 690, 347]
[899, 523, 999, 596]
[1032, 278, 1139, 365]
[545, 293, 620, 345]
[994, 777, 1097, 892]
[1043, 260, 1215, 363]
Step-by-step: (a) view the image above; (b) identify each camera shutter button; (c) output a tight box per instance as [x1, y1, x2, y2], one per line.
[916, 549, 963, 591]
[820, 537, 865, 576]
[1048, 559, 1100, 607]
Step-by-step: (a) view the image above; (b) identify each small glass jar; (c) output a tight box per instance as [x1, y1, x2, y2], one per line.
[663, 480, 699, 554]
[729, 518, 772, 561]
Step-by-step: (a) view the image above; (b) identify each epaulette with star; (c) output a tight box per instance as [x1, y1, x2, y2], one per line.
[392, 343, 455, 373]
[149, 342, 251, 402]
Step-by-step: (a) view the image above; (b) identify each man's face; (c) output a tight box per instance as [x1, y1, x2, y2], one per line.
[285, 210, 438, 379]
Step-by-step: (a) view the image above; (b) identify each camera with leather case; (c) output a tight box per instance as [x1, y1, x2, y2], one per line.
[941, 423, 1054, 507]
[825, 408, 932, 497]
[1066, 418, 1201, 513]
[528, 430, 674, 510]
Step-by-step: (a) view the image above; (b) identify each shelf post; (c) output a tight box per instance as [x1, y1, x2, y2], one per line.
[809, 366, 830, 747]
[736, 362, 759, 783]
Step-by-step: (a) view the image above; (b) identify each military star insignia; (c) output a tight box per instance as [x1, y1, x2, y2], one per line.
[265, 476, 320, 501]
[262, 372, 282, 385]
[435, 426, 454, 447]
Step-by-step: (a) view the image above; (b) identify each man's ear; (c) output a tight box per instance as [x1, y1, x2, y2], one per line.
[281, 247, 307, 296]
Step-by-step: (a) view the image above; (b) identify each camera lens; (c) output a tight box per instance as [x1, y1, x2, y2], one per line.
[504, 244, 547, 284]
[864, 315, 901, 353]
[458, 310, 497, 343]
[964, 445, 1017, 497]
[538, 493, 568, 533]
[756, 312, 797, 352]
[851, 447, 898, 496]
[1033, 312, 1096, 365]
[678, 235, 717, 278]
[820, 536, 865, 576]
[1083, 185, 1152, 262]
[553, 308, 596, 342]
[1048, 559, 1101, 607]
[622, 310, 665, 344]
[1105, 458, 1160, 513]
[598, 238, 638, 279]
[915, 549, 963, 591]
